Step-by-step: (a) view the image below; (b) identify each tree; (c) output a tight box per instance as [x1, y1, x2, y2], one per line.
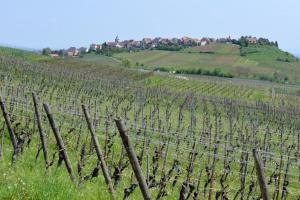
[58, 49, 65, 57]
[95, 48, 102, 55]
[42, 48, 51, 56]
[102, 42, 108, 49]
[239, 36, 248, 47]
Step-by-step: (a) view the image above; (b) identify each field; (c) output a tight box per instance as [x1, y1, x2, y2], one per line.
[75, 53, 122, 67]
[112, 43, 300, 84]
[0, 46, 300, 200]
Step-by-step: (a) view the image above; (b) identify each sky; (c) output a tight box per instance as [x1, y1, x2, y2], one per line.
[0, 0, 300, 55]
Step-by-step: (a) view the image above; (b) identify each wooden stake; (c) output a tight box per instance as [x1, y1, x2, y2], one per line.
[115, 119, 151, 200]
[32, 93, 49, 169]
[82, 105, 116, 199]
[0, 96, 18, 164]
[43, 103, 77, 184]
[253, 149, 270, 200]
[0, 122, 4, 160]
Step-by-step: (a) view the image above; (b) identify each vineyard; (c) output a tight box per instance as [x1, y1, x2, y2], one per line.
[113, 43, 300, 85]
[0, 48, 300, 200]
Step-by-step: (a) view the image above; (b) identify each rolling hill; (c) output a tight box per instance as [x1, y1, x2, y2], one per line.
[111, 43, 300, 84]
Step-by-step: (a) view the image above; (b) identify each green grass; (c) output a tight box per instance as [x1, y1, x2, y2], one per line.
[181, 43, 240, 55]
[0, 136, 124, 200]
[75, 53, 122, 67]
[239, 45, 300, 82]
[114, 50, 239, 73]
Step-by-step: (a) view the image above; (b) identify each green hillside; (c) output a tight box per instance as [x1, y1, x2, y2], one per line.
[112, 43, 300, 84]
[75, 53, 122, 67]
[0, 46, 50, 61]
[181, 43, 240, 54]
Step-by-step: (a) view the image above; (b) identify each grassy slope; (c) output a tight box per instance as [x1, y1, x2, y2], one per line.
[75, 53, 122, 67]
[114, 49, 240, 71]
[0, 46, 50, 62]
[112, 43, 300, 84]
[239, 45, 300, 83]
[181, 43, 240, 54]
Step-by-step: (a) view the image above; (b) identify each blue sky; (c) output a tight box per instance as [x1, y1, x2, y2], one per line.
[0, 0, 299, 55]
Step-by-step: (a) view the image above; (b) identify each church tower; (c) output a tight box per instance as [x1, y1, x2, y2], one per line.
[115, 35, 119, 44]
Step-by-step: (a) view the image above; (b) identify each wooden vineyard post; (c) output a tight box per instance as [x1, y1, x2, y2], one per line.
[0, 96, 18, 164]
[115, 119, 151, 200]
[253, 149, 270, 200]
[43, 103, 77, 184]
[32, 93, 49, 169]
[0, 122, 4, 161]
[82, 105, 116, 199]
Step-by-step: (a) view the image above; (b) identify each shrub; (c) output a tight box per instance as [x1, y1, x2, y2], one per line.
[174, 68, 234, 78]
[42, 48, 51, 56]
[121, 59, 131, 67]
[155, 44, 183, 51]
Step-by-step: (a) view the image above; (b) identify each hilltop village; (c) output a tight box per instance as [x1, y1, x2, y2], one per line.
[46, 36, 275, 58]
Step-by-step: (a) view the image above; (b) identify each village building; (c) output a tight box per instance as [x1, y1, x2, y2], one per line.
[142, 38, 152, 45]
[78, 47, 88, 53]
[67, 47, 79, 57]
[209, 38, 216, 43]
[217, 36, 231, 44]
[116, 43, 123, 48]
[217, 38, 227, 43]
[132, 41, 141, 48]
[200, 38, 210, 46]
[112, 35, 124, 48]
[246, 37, 258, 44]
[50, 53, 60, 58]
[153, 37, 162, 43]
[85, 35, 259, 52]
[192, 38, 201, 45]
[141, 38, 152, 48]
[181, 36, 193, 45]
[181, 36, 200, 46]
[119, 40, 131, 48]
[170, 37, 180, 44]
[161, 38, 169, 45]
[49, 50, 60, 58]
[90, 44, 101, 51]
[107, 42, 117, 47]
